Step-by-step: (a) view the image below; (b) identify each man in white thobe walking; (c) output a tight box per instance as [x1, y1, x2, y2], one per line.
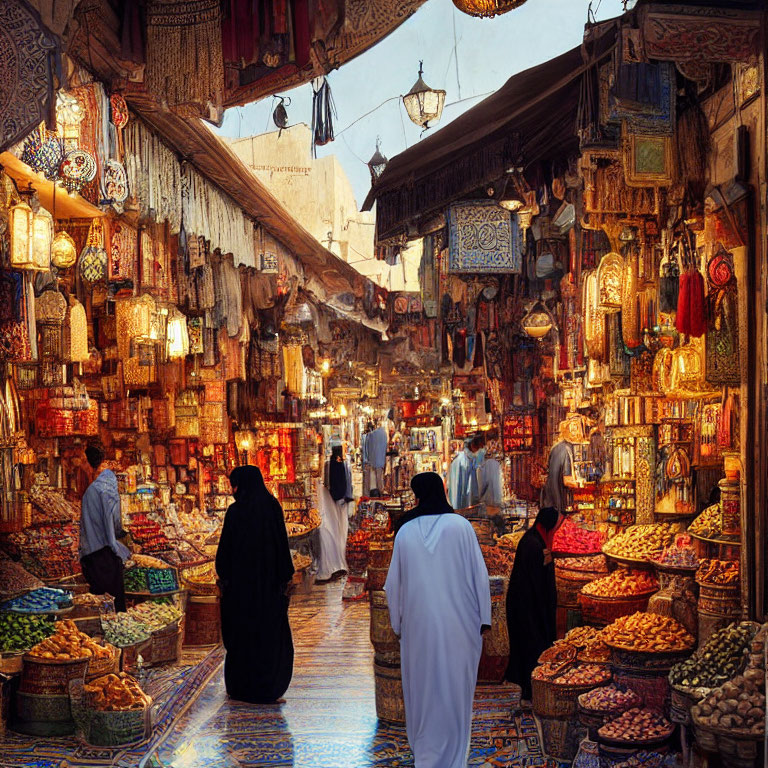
[385, 472, 491, 768]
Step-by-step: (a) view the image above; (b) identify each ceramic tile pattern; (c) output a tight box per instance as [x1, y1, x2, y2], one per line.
[151, 581, 552, 768]
[0, 582, 557, 768]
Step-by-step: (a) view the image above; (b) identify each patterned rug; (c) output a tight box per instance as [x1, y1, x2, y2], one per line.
[0, 645, 224, 768]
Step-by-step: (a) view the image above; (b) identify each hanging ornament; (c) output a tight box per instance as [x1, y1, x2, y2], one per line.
[79, 219, 108, 286]
[59, 149, 97, 194]
[51, 231, 77, 269]
[55, 91, 84, 147]
[110, 93, 129, 157]
[452, 0, 528, 18]
[402, 62, 446, 130]
[272, 96, 290, 132]
[21, 128, 63, 181]
[103, 159, 129, 206]
[521, 300, 555, 339]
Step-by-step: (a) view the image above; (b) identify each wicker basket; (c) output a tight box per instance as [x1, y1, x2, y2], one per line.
[19, 655, 89, 696]
[368, 541, 394, 570]
[373, 659, 405, 726]
[578, 590, 656, 626]
[692, 716, 765, 764]
[85, 644, 121, 681]
[366, 566, 388, 592]
[607, 644, 693, 674]
[669, 683, 704, 726]
[14, 691, 75, 737]
[149, 620, 184, 666]
[696, 580, 741, 618]
[369, 590, 399, 653]
[183, 595, 221, 647]
[532, 669, 611, 718]
[180, 563, 218, 596]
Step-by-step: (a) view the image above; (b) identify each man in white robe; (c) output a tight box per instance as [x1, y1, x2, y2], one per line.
[385, 472, 492, 768]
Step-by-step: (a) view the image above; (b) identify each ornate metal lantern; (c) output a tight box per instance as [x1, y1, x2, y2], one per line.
[403, 62, 445, 130]
[452, 0, 528, 18]
[367, 139, 388, 184]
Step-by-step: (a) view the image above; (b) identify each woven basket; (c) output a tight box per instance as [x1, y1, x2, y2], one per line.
[85, 644, 121, 681]
[696, 580, 741, 617]
[366, 566, 388, 592]
[669, 684, 704, 726]
[373, 660, 405, 726]
[149, 620, 183, 666]
[368, 541, 394, 570]
[556, 568, 603, 608]
[578, 590, 656, 625]
[180, 563, 218, 596]
[20, 654, 89, 696]
[532, 669, 611, 718]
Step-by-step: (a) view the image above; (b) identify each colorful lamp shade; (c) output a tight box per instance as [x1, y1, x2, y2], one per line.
[403, 62, 446, 130]
[452, 0, 528, 17]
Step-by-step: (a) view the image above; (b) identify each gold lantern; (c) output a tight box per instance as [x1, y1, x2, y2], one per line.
[51, 231, 77, 269]
[403, 62, 446, 130]
[521, 300, 555, 339]
[452, 0, 528, 18]
[10, 200, 34, 269]
[32, 204, 53, 271]
[166, 308, 189, 359]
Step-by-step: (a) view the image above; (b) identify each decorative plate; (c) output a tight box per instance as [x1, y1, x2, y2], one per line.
[103, 160, 128, 204]
[22, 131, 63, 181]
[59, 149, 97, 193]
[110, 94, 129, 129]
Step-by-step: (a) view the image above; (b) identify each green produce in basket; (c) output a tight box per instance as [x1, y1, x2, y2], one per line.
[0, 611, 57, 652]
[124, 567, 150, 593]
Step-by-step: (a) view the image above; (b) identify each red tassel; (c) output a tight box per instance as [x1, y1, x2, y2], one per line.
[676, 271, 691, 335]
[687, 270, 707, 337]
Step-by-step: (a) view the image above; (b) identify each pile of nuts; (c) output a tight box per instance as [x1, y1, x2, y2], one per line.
[603, 524, 677, 561]
[582, 569, 658, 598]
[580, 684, 642, 713]
[598, 707, 673, 742]
[603, 612, 695, 653]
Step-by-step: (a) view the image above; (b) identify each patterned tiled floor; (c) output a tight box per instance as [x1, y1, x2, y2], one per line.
[150, 581, 551, 768]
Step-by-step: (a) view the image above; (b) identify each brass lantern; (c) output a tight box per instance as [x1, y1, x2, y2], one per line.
[367, 139, 388, 184]
[31, 204, 53, 271]
[10, 199, 35, 269]
[521, 300, 555, 339]
[403, 62, 446, 130]
[166, 308, 190, 359]
[452, 0, 528, 18]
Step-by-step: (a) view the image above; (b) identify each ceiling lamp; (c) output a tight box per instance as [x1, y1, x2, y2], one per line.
[521, 300, 555, 339]
[403, 62, 446, 130]
[10, 194, 52, 271]
[498, 171, 525, 212]
[367, 138, 388, 184]
[452, 0, 528, 18]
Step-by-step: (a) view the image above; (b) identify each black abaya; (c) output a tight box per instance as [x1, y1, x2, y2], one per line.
[216, 466, 295, 703]
[504, 527, 556, 699]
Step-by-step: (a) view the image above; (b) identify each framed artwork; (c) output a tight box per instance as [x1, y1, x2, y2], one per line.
[623, 129, 674, 187]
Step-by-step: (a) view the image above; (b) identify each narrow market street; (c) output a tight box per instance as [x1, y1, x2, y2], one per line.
[149, 581, 545, 768]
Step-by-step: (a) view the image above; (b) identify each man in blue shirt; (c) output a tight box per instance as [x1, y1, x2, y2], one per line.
[367, 423, 389, 495]
[79, 442, 129, 612]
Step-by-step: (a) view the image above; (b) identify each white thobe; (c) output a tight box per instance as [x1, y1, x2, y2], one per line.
[316, 480, 349, 580]
[385, 514, 492, 768]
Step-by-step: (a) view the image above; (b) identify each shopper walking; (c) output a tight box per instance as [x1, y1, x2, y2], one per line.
[367, 421, 388, 495]
[317, 445, 353, 580]
[385, 472, 491, 768]
[79, 442, 129, 613]
[504, 506, 562, 704]
[216, 465, 295, 704]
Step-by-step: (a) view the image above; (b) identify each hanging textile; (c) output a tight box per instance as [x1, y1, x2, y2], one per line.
[705, 247, 740, 384]
[311, 77, 336, 157]
[146, 0, 224, 118]
[68, 298, 89, 363]
[675, 268, 706, 338]
[610, 62, 675, 135]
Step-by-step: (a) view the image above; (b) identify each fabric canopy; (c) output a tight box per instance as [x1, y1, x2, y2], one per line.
[363, 23, 618, 241]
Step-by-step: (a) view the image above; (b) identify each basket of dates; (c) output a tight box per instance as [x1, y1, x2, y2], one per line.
[598, 707, 675, 749]
[532, 661, 611, 718]
[579, 570, 659, 625]
[577, 684, 643, 733]
[603, 612, 695, 672]
[555, 555, 609, 608]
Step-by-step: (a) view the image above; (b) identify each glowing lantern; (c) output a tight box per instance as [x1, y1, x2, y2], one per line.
[166, 308, 190, 359]
[403, 62, 446, 130]
[452, 0, 528, 17]
[10, 198, 53, 271]
[32, 204, 53, 270]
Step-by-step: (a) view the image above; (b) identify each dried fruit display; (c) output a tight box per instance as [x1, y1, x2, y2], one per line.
[127, 513, 170, 553]
[3, 523, 81, 579]
[582, 570, 658, 598]
[556, 555, 609, 574]
[553, 519, 607, 555]
[579, 684, 642, 713]
[27, 619, 112, 660]
[29, 482, 78, 526]
[648, 539, 699, 569]
[0, 557, 44, 599]
[670, 622, 757, 692]
[598, 707, 673, 742]
[127, 599, 182, 631]
[495, 531, 525, 551]
[84, 672, 150, 710]
[564, 625, 605, 648]
[480, 545, 515, 576]
[688, 504, 722, 539]
[697, 559, 739, 586]
[603, 524, 677, 561]
[102, 614, 151, 647]
[603, 612, 695, 653]
[532, 662, 611, 687]
[0, 612, 56, 652]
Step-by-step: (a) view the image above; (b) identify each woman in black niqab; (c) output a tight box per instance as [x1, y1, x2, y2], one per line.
[216, 465, 295, 703]
[395, 472, 454, 533]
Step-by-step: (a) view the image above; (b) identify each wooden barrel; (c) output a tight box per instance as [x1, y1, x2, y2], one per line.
[369, 590, 399, 653]
[539, 714, 587, 761]
[478, 576, 509, 684]
[184, 595, 221, 646]
[467, 518, 494, 546]
[374, 659, 406, 726]
[697, 581, 741, 618]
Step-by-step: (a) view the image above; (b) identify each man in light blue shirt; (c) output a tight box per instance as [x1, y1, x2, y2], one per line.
[448, 435, 485, 510]
[79, 443, 129, 611]
[367, 424, 389, 494]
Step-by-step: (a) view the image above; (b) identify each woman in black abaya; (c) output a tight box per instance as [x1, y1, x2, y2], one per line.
[504, 506, 561, 702]
[216, 465, 295, 703]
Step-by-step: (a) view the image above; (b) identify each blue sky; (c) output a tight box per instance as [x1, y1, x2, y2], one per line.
[216, 0, 622, 206]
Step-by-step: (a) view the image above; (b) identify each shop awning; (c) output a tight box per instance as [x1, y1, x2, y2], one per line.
[362, 25, 618, 241]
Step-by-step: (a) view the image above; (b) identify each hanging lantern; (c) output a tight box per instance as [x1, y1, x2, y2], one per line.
[367, 139, 388, 184]
[521, 300, 554, 339]
[452, 0, 528, 18]
[9, 199, 34, 269]
[51, 231, 77, 269]
[128, 294, 156, 341]
[68, 298, 89, 363]
[166, 308, 190, 359]
[402, 62, 446, 130]
[31, 204, 53, 271]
